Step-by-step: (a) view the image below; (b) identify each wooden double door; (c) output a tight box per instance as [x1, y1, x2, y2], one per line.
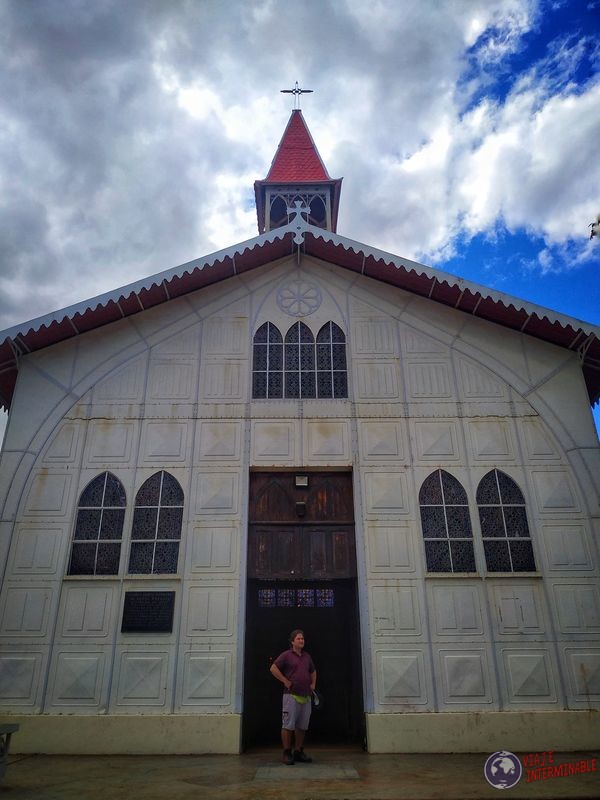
[243, 472, 364, 747]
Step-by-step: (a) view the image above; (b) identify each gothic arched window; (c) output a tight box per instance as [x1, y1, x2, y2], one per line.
[128, 471, 184, 574]
[316, 322, 347, 398]
[252, 322, 283, 399]
[309, 195, 326, 227]
[252, 321, 348, 399]
[68, 472, 125, 575]
[419, 469, 475, 572]
[284, 322, 316, 398]
[269, 195, 288, 229]
[477, 470, 535, 572]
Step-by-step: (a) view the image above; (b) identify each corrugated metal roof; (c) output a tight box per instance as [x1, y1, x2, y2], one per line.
[1, 219, 598, 409]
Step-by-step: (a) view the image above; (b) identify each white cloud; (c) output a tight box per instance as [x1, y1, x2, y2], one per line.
[466, 0, 536, 63]
[338, 27, 600, 265]
[0, 0, 598, 338]
[454, 74, 600, 245]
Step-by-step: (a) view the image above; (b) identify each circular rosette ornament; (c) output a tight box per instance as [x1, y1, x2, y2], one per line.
[277, 280, 322, 317]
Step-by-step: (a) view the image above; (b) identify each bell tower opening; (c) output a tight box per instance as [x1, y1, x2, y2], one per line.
[309, 195, 326, 227]
[269, 195, 288, 229]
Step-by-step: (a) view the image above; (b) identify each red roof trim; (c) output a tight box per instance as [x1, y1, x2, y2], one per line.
[1, 226, 598, 410]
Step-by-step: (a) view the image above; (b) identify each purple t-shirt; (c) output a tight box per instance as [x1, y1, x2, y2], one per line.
[274, 648, 315, 696]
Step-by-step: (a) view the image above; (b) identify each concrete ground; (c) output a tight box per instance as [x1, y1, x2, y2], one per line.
[2, 747, 599, 800]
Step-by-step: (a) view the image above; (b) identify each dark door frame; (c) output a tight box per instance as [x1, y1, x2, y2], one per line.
[242, 469, 364, 748]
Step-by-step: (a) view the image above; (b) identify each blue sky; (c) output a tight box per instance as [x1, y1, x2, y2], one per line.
[0, 0, 598, 441]
[443, 230, 599, 325]
[442, 0, 599, 322]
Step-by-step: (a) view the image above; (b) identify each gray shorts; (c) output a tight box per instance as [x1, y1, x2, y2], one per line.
[281, 693, 312, 731]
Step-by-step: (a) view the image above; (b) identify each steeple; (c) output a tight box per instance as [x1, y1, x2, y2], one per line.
[254, 109, 342, 234]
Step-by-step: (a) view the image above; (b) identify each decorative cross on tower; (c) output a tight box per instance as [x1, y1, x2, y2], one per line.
[280, 81, 313, 109]
[286, 199, 310, 244]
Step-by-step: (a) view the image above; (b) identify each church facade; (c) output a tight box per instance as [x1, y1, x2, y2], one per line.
[0, 111, 598, 754]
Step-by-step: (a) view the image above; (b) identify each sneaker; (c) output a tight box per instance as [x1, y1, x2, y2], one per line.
[282, 749, 294, 765]
[293, 748, 312, 763]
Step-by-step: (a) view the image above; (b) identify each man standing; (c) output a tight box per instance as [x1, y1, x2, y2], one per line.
[270, 629, 317, 765]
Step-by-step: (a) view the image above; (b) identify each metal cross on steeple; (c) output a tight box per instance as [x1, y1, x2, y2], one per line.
[280, 81, 313, 109]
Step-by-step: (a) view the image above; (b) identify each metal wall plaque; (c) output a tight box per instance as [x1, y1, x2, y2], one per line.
[121, 591, 175, 633]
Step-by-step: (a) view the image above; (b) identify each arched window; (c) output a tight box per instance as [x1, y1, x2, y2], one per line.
[477, 470, 535, 572]
[128, 471, 184, 574]
[284, 322, 315, 398]
[252, 322, 283, 399]
[68, 472, 125, 575]
[316, 322, 347, 398]
[419, 469, 475, 572]
[252, 321, 348, 399]
[269, 195, 288, 229]
[309, 196, 326, 227]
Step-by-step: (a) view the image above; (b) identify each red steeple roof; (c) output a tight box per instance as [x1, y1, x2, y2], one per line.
[265, 109, 330, 182]
[254, 108, 342, 233]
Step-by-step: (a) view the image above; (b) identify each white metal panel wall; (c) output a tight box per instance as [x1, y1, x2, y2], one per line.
[0, 258, 598, 720]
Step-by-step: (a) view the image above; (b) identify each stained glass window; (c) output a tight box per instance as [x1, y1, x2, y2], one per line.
[419, 469, 475, 572]
[259, 588, 335, 608]
[252, 322, 283, 398]
[477, 470, 535, 572]
[252, 321, 347, 399]
[316, 589, 335, 607]
[285, 322, 315, 398]
[68, 472, 125, 575]
[128, 471, 184, 574]
[297, 589, 315, 607]
[258, 589, 277, 607]
[316, 322, 348, 398]
[277, 589, 295, 607]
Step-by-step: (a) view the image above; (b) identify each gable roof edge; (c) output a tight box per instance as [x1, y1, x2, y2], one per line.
[305, 226, 600, 336]
[0, 221, 598, 409]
